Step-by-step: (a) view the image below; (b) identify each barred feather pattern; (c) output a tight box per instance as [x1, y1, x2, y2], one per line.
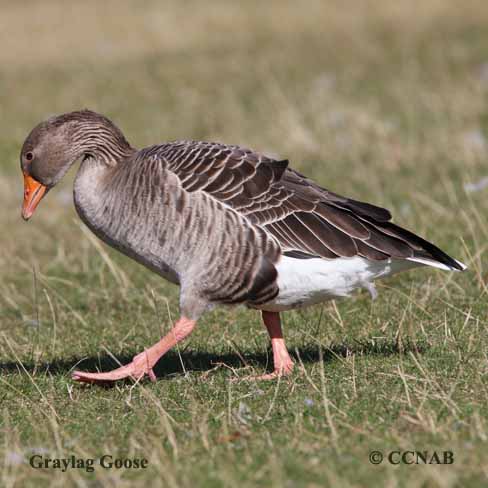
[24, 110, 462, 317]
[150, 140, 461, 270]
[74, 146, 281, 316]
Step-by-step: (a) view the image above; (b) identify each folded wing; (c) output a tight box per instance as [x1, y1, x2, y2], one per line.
[152, 140, 462, 270]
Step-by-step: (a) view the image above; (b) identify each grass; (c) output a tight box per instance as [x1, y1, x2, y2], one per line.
[0, 0, 487, 486]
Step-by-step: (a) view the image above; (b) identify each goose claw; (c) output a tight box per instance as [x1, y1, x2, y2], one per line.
[236, 362, 294, 382]
[72, 351, 157, 384]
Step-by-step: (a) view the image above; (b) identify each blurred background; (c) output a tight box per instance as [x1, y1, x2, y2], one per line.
[2, 1, 488, 216]
[1, 1, 487, 244]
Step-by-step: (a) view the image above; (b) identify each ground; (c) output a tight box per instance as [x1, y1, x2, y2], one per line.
[0, 1, 487, 486]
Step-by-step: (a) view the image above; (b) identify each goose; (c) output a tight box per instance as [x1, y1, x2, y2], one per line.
[20, 110, 466, 383]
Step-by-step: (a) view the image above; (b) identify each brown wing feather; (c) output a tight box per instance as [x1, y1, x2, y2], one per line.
[150, 141, 461, 269]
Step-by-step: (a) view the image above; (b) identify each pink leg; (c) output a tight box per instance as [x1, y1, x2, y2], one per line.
[245, 311, 294, 380]
[72, 317, 196, 384]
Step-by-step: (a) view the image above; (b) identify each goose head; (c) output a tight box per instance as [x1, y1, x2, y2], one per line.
[20, 110, 133, 220]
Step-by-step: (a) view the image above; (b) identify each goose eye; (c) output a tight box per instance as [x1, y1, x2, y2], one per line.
[25, 152, 33, 161]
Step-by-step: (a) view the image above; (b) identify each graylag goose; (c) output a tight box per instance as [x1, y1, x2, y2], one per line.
[20, 110, 466, 383]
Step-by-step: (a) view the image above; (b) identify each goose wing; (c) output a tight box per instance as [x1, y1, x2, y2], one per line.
[153, 141, 462, 269]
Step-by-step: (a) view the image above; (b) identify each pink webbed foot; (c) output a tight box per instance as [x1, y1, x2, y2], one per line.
[241, 359, 295, 381]
[72, 351, 157, 384]
[237, 310, 294, 381]
[72, 316, 197, 385]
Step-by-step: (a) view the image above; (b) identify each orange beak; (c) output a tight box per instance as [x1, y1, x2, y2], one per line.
[22, 172, 47, 220]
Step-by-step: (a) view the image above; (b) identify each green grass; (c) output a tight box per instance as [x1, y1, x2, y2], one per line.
[1, 1, 487, 486]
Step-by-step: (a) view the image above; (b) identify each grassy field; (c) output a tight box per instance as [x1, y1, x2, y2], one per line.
[1, 1, 487, 486]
